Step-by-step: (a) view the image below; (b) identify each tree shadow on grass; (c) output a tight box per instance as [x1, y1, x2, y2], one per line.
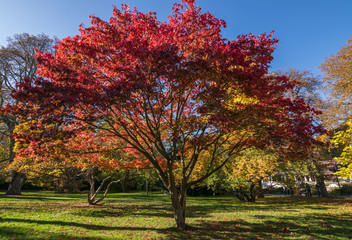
[71, 196, 343, 220]
[1, 217, 136, 231]
[0, 193, 84, 202]
[73, 203, 174, 218]
[108, 194, 171, 203]
[72, 201, 240, 219]
[2, 194, 351, 239]
[163, 211, 352, 240]
[2, 211, 352, 240]
[0, 225, 103, 240]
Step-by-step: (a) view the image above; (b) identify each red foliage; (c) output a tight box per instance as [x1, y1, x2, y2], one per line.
[14, 122, 148, 172]
[11, 0, 323, 175]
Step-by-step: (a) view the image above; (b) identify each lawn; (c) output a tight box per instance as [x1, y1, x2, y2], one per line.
[0, 191, 351, 240]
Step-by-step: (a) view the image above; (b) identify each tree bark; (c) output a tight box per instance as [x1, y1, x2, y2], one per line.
[165, 171, 188, 229]
[84, 174, 125, 205]
[312, 160, 329, 197]
[316, 174, 328, 197]
[6, 137, 25, 195]
[120, 179, 126, 192]
[6, 171, 26, 195]
[145, 174, 149, 197]
[257, 179, 264, 198]
[174, 203, 186, 229]
[170, 189, 187, 229]
[249, 183, 256, 202]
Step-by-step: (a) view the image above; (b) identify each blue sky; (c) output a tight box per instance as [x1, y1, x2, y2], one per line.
[1, 0, 351, 75]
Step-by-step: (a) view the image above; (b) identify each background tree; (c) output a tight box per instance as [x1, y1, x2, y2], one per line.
[331, 120, 352, 178]
[142, 168, 161, 197]
[320, 37, 352, 128]
[273, 161, 309, 195]
[200, 147, 278, 201]
[0, 33, 57, 195]
[277, 68, 323, 124]
[308, 135, 330, 197]
[202, 167, 228, 196]
[10, 121, 147, 205]
[227, 148, 278, 202]
[320, 37, 352, 183]
[278, 68, 329, 196]
[278, 68, 321, 105]
[10, 0, 323, 228]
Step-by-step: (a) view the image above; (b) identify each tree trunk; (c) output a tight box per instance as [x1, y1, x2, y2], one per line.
[233, 189, 246, 202]
[6, 171, 26, 195]
[170, 189, 187, 229]
[316, 175, 328, 197]
[165, 172, 188, 230]
[249, 183, 256, 202]
[312, 159, 329, 197]
[6, 137, 25, 195]
[174, 203, 186, 229]
[120, 179, 126, 192]
[145, 174, 149, 197]
[87, 178, 95, 205]
[85, 175, 123, 205]
[257, 179, 264, 198]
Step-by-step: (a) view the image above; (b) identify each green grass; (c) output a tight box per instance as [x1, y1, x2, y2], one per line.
[0, 191, 352, 239]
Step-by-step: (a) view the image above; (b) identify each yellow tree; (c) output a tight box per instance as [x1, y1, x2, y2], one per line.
[226, 148, 278, 202]
[331, 120, 352, 178]
[320, 37, 352, 128]
[320, 36, 352, 180]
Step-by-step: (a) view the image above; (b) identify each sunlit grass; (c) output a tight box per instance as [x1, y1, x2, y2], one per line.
[0, 191, 351, 239]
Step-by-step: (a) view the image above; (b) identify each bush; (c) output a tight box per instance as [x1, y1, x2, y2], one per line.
[187, 186, 214, 196]
[329, 184, 352, 196]
[263, 187, 284, 195]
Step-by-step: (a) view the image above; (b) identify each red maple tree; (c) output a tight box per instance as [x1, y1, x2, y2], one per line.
[9, 0, 324, 228]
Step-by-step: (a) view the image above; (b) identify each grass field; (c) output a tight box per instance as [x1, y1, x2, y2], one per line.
[0, 191, 352, 239]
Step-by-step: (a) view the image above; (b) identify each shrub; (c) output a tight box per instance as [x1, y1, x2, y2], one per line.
[329, 184, 352, 196]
